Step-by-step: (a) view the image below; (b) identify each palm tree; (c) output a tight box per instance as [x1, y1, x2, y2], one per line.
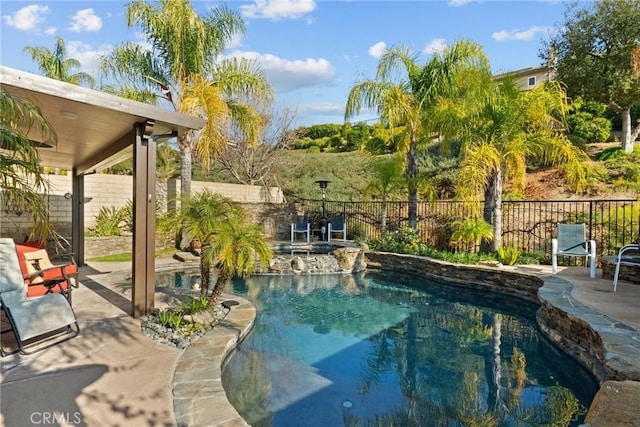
[345, 47, 423, 229]
[441, 78, 591, 251]
[170, 189, 271, 307]
[345, 41, 489, 228]
[205, 218, 272, 307]
[0, 90, 56, 240]
[100, 0, 273, 203]
[171, 190, 240, 296]
[364, 156, 404, 233]
[450, 218, 494, 253]
[23, 36, 94, 86]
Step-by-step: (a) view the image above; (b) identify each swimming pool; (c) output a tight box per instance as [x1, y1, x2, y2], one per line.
[217, 270, 597, 427]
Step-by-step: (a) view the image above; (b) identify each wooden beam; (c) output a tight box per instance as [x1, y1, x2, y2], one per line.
[131, 120, 156, 317]
[71, 170, 85, 266]
[73, 128, 135, 175]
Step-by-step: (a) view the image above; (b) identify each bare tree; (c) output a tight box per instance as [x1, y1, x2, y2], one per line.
[215, 106, 300, 187]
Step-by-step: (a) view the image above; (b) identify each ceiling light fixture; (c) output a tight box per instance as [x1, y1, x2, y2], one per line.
[60, 110, 78, 120]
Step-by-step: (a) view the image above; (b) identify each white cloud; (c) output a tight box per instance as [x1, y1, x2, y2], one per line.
[230, 50, 335, 93]
[448, 0, 473, 6]
[492, 26, 552, 42]
[44, 26, 57, 35]
[2, 5, 50, 30]
[227, 33, 244, 49]
[240, 0, 316, 20]
[66, 40, 111, 73]
[68, 8, 102, 32]
[368, 42, 386, 59]
[298, 102, 345, 116]
[423, 38, 447, 55]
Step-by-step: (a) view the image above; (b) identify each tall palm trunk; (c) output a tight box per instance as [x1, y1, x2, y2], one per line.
[381, 201, 388, 233]
[406, 138, 419, 229]
[209, 268, 230, 308]
[200, 243, 212, 298]
[179, 133, 194, 249]
[482, 169, 502, 253]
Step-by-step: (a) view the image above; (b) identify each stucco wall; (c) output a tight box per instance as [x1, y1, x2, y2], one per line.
[0, 173, 287, 242]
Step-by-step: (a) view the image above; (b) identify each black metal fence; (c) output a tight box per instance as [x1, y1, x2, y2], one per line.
[293, 197, 640, 258]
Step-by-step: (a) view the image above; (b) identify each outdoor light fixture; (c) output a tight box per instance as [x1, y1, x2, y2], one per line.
[60, 110, 78, 120]
[315, 178, 330, 220]
[315, 178, 330, 190]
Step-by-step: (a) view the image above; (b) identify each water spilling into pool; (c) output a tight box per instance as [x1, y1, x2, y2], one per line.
[213, 270, 597, 427]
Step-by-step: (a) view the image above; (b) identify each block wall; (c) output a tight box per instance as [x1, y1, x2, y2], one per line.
[1, 173, 288, 241]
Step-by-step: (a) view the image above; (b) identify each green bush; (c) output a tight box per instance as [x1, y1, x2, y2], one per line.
[179, 296, 209, 315]
[450, 218, 493, 253]
[368, 227, 424, 254]
[156, 309, 183, 329]
[516, 250, 547, 265]
[568, 112, 611, 143]
[89, 206, 127, 237]
[497, 245, 520, 265]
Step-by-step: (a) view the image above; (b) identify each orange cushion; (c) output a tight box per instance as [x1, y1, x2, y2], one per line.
[15, 244, 75, 297]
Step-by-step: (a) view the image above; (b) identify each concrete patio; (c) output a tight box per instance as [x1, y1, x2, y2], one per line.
[1, 259, 639, 426]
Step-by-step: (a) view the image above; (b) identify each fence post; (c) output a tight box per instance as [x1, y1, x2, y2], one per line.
[589, 201, 594, 241]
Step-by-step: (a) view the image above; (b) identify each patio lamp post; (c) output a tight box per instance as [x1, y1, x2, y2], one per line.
[315, 178, 330, 241]
[315, 178, 330, 218]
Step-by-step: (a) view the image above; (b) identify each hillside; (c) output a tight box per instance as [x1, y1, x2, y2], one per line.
[270, 142, 639, 202]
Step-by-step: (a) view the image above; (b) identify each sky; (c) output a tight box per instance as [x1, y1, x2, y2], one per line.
[0, 0, 572, 127]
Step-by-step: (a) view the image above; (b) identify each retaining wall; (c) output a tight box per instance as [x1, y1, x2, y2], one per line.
[365, 251, 639, 384]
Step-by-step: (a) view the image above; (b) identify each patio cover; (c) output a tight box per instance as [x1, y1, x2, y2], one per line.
[1, 65, 206, 316]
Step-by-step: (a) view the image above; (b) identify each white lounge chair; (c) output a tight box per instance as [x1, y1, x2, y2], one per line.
[551, 223, 596, 278]
[0, 238, 79, 355]
[613, 240, 640, 292]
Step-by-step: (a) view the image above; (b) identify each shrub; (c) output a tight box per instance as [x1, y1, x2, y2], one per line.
[568, 112, 611, 143]
[89, 206, 127, 236]
[368, 227, 424, 254]
[497, 245, 520, 265]
[516, 250, 547, 265]
[156, 309, 183, 329]
[450, 218, 493, 253]
[179, 296, 209, 315]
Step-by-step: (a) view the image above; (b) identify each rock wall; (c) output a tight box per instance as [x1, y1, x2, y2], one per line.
[365, 251, 639, 385]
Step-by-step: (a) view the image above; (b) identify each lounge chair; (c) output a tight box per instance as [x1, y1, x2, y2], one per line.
[328, 214, 347, 242]
[16, 244, 78, 303]
[613, 239, 640, 292]
[0, 238, 79, 356]
[551, 223, 596, 278]
[291, 215, 310, 242]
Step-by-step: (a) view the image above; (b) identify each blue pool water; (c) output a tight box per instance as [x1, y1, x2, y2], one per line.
[174, 269, 597, 426]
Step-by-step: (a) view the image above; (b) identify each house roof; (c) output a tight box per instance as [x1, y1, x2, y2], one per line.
[492, 65, 551, 81]
[1, 65, 206, 174]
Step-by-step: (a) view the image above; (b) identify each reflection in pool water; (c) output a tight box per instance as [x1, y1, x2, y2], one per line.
[164, 269, 598, 426]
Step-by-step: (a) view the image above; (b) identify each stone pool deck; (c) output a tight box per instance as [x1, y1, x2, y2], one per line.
[1, 257, 639, 426]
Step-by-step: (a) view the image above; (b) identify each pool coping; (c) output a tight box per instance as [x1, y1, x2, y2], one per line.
[169, 252, 640, 426]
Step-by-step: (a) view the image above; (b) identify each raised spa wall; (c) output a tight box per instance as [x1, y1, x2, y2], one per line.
[365, 251, 640, 384]
[265, 243, 367, 275]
